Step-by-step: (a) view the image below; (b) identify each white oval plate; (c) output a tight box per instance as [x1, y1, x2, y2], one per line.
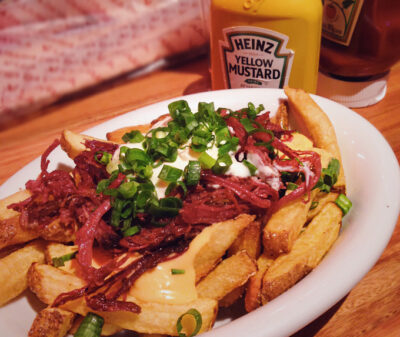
[0, 89, 399, 337]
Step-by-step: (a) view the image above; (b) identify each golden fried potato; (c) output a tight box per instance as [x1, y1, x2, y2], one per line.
[244, 254, 274, 312]
[228, 220, 261, 260]
[106, 113, 169, 143]
[28, 307, 75, 337]
[194, 214, 255, 282]
[307, 191, 339, 221]
[0, 190, 39, 250]
[28, 263, 218, 336]
[218, 285, 245, 308]
[284, 87, 345, 188]
[261, 202, 342, 304]
[106, 125, 149, 144]
[0, 240, 45, 306]
[263, 191, 317, 258]
[196, 251, 257, 302]
[271, 102, 289, 130]
[60, 130, 115, 160]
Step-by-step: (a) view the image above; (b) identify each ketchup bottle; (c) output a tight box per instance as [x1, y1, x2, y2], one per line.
[318, 0, 400, 107]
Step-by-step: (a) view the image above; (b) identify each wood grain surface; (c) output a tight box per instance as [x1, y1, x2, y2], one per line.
[0, 57, 399, 337]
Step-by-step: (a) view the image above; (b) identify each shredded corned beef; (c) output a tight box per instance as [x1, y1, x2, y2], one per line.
[9, 139, 118, 245]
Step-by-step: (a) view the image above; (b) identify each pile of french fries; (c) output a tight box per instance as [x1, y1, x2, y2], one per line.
[0, 88, 347, 337]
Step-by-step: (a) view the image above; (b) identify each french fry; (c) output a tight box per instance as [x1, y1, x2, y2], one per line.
[284, 87, 345, 188]
[60, 130, 115, 160]
[106, 113, 169, 143]
[0, 240, 45, 306]
[0, 190, 74, 249]
[271, 102, 289, 130]
[220, 221, 261, 306]
[106, 125, 150, 144]
[307, 192, 339, 221]
[228, 220, 261, 259]
[196, 251, 257, 301]
[28, 263, 218, 336]
[218, 285, 245, 308]
[194, 214, 255, 282]
[28, 307, 75, 337]
[0, 190, 39, 250]
[263, 191, 317, 258]
[261, 202, 342, 304]
[244, 254, 274, 312]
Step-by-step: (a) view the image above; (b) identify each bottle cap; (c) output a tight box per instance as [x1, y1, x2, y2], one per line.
[317, 72, 388, 108]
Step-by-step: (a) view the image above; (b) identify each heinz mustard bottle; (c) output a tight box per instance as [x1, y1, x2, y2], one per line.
[209, 0, 323, 93]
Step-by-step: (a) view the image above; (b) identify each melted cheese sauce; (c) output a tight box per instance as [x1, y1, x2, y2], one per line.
[129, 224, 214, 304]
[284, 132, 333, 168]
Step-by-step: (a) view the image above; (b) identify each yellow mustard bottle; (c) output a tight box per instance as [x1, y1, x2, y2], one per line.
[209, 0, 323, 93]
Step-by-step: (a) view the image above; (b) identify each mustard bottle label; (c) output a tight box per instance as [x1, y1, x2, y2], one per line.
[219, 26, 294, 89]
[322, 0, 364, 46]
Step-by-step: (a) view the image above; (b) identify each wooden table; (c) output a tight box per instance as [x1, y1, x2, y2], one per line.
[0, 57, 399, 337]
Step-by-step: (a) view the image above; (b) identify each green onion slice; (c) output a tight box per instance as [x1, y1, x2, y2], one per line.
[243, 160, 257, 176]
[74, 312, 104, 337]
[310, 201, 319, 210]
[123, 225, 141, 237]
[52, 251, 77, 268]
[314, 158, 340, 192]
[286, 182, 298, 190]
[176, 308, 202, 337]
[185, 161, 201, 186]
[240, 118, 256, 133]
[166, 181, 188, 197]
[94, 151, 111, 165]
[212, 153, 232, 175]
[158, 165, 183, 182]
[199, 152, 216, 169]
[171, 268, 185, 275]
[122, 130, 145, 143]
[335, 194, 352, 215]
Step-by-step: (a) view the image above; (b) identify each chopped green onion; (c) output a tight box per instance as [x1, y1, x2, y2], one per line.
[185, 161, 201, 186]
[240, 118, 256, 133]
[118, 181, 138, 199]
[169, 100, 192, 120]
[176, 308, 202, 337]
[74, 312, 104, 337]
[122, 130, 145, 143]
[215, 126, 231, 146]
[94, 151, 111, 165]
[254, 141, 274, 152]
[218, 137, 239, 155]
[246, 102, 264, 119]
[123, 225, 141, 237]
[212, 153, 232, 175]
[166, 181, 188, 197]
[243, 160, 257, 176]
[158, 165, 183, 182]
[148, 197, 182, 218]
[171, 268, 185, 275]
[335, 194, 352, 215]
[310, 201, 319, 210]
[125, 148, 151, 165]
[314, 158, 340, 192]
[199, 152, 216, 169]
[286, 182, 298, 190]
[52, 251, 77, 268]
